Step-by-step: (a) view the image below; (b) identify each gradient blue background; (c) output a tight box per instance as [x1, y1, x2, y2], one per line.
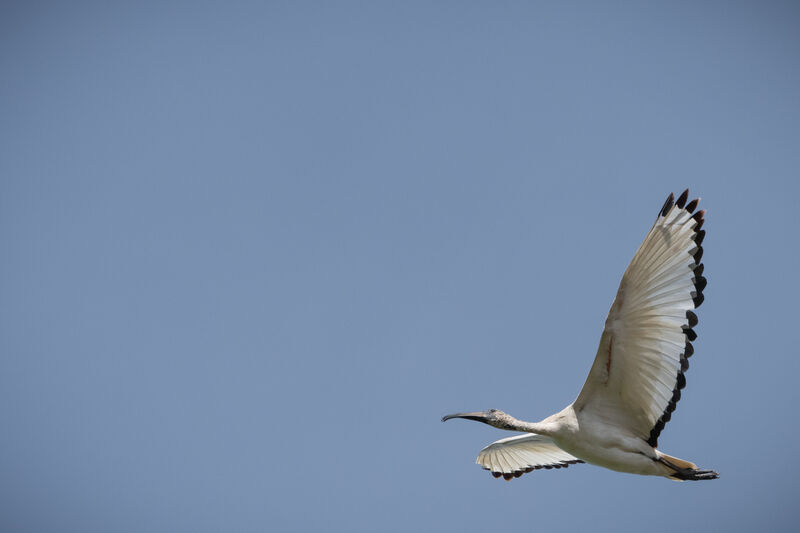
[2, 2, 799, 531]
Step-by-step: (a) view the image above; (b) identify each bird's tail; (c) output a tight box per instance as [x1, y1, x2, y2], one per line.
[657, 451, 719, 481]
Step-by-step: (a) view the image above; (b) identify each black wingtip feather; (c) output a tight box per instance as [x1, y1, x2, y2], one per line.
[676, 189, 689, 208]
[695, 276, 707, 293]
[692, 210, 706, 231]
[694, 263, 704, 277]
[686, 310, 698, 327]
[660, 193, 675, 217]
[693, 293, 705, 308]
[685, 198, 699, 213]
[694, 229, 706, 246]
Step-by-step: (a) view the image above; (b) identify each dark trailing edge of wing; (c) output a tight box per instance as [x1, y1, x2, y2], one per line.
[485, 459, 586, 481]
[647, 190, 706, 448]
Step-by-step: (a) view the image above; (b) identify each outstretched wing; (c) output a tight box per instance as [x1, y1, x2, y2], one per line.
[477, 434, 584, 481]
[574, 190, 706, 447]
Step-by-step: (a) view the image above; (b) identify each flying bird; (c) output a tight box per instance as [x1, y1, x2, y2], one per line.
[443, 190, 717, 481]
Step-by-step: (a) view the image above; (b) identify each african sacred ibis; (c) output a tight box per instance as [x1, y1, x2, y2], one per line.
[443, 190, 717, 481]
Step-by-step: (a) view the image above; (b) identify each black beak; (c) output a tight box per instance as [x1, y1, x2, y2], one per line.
[442, 411, 488, 423]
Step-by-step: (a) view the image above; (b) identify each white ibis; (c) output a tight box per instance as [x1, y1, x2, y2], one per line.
[443, 190, 717, 481]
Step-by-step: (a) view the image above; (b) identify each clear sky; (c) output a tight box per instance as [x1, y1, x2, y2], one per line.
[2, 2, 799, 532]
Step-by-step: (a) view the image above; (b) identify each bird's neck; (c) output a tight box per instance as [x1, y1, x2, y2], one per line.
[500, 415, 557, 437]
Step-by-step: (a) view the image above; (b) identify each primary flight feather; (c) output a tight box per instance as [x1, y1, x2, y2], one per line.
[443, 189, 717, 481]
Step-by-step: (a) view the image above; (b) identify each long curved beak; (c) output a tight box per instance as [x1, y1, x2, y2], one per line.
[442, 411, 488, 423]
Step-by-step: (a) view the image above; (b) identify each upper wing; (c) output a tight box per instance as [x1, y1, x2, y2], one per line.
[477, 434, 584, 481]
[574, 190, 706, 447]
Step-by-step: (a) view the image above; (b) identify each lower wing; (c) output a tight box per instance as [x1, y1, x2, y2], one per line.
[477, 434, 584, 481]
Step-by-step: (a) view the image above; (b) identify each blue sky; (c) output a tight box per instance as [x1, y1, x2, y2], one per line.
[2, 2, 799, 531]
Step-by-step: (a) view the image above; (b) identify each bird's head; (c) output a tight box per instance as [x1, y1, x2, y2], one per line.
[441, 409, 515, 430]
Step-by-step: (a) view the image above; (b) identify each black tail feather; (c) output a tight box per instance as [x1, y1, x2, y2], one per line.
[658, 456, 719, 481]
[669, 468, 719, 481]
